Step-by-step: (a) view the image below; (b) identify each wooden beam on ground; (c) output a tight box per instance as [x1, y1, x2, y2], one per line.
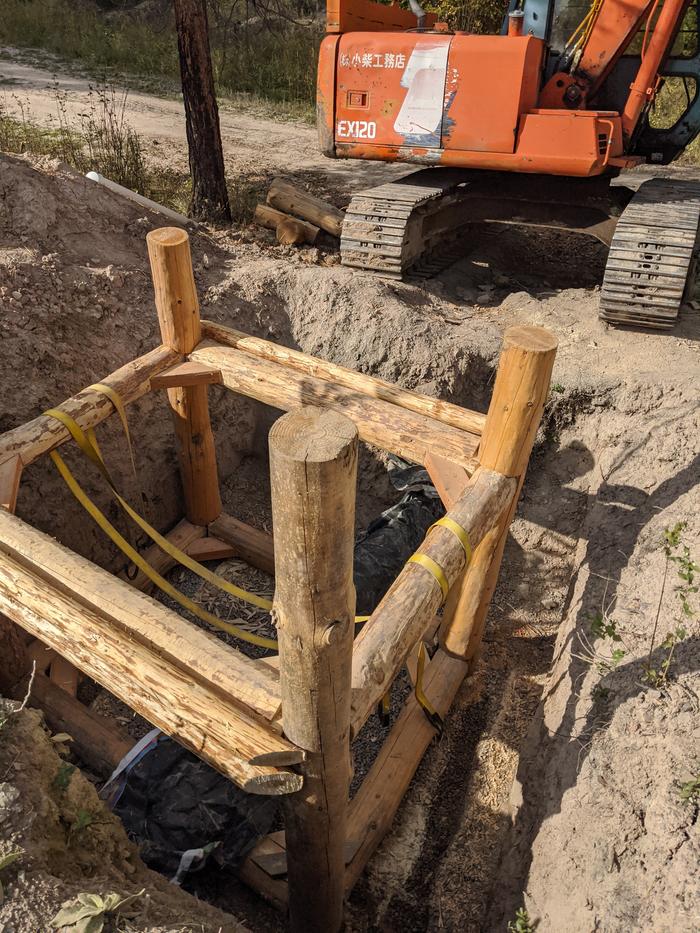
[271, 408, 358, 933]
[254, 203, 319, 245]
[238, 836, 289, 912]
[122, 518, 206, 592]
[424, 451, 471, 508]
[15, 671, 132, 777]
[150, 360, 223, 390]
[0, 511, 303, 794]
[186, 535, 236, 562]
[190, 340, 480, 470]
[208, 512, 275, 576]
[267, 178, 344, 238]
[440, 326, 557, 661]
[49, 655, 80, 697]
[0, 455, 22, 512]
[349, 467, 515, 736]
[201, 320, 487, 438]
[0, 345, 181, 468]
[345, 649, 469, 891]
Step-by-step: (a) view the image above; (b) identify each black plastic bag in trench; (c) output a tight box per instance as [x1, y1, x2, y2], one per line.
[104, 460, 444, 880]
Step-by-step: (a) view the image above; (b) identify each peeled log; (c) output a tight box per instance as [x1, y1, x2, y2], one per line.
[267, 178, 344, 238]
[254, 204, 318, 245]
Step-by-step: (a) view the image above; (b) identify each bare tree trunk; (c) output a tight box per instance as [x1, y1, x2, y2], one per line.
[173, 0, 231, 223]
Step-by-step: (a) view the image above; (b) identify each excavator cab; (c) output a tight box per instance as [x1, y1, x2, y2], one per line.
[317, 0, 700, 328]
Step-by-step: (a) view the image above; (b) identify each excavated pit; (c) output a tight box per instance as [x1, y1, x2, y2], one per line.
[1, 154, 698, 932]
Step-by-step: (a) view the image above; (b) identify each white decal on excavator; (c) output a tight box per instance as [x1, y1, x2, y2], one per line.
[337, 120, 377, 139]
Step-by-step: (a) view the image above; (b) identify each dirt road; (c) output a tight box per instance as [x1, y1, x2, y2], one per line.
[0, 49, 400, 190]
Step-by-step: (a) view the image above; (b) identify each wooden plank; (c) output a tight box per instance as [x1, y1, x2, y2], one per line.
[271, 408, 358, 933]
[15, 671, 132, 777]
[424, 451, 471, 508]
[201, 320, 487, 438]
[190, 340, 480, 470]
[0, 509, 281, 724]
[345, 649, 469, 891]
[0, 344, 181, 467]
[350, 467, 515, 736]
[0, 455, 22, 512]
[0, 513, 300, 794]
[208, 512, 275, 576]
[123, 518, 206, 593]
[150, 360, 223, 389]
[238, 837, 289, 912]
[186, 535, 236, 562]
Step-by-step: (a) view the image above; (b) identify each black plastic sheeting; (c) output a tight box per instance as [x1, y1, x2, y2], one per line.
[106, 460, 444, 879]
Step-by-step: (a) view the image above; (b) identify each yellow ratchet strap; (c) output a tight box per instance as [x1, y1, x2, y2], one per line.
[89, 383, 138, 480]
[407, 553, 449, 602]
[415, 641, 444, 735]
[44, 407, 273, 613]
[431, 516, 473, 564]
[48, 447, 278, 651]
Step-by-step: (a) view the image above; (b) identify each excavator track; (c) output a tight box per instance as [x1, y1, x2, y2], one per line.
[340, 169, 472, 278]
[600, 178, 700, 329]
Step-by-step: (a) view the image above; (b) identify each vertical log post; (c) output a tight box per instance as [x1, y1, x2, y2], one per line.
[440, 325, 557, 661]
[270, 407, 358, 933]
[147, 227, 222, 526]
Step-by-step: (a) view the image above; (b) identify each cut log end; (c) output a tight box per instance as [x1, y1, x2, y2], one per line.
[245, 770, 304, 796]
[276, 218, 308, 246]
[503, 324, 559, 353]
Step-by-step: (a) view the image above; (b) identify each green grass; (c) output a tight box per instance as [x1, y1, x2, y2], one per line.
[0, 0, 321, 118]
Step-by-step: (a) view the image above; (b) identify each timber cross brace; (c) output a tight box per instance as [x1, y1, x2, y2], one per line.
[0, 227, 557, 932]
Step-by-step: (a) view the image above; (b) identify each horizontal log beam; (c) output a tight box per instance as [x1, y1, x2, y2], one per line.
[15, 671, 133, 777]
[349, 468, 515, 735]
[150, 360, 223, 389]
[208, 511, 275, 576]
[345, 648, 469, 891]
[0, 344, 181, 468]
[0, 512, 299, 794]
[122, 518, 206, 593]
[201, 320, 487, 438]
[190, 340, 480, 470]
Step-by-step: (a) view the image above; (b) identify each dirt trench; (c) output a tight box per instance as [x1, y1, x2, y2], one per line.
[1, 153, 699, 932]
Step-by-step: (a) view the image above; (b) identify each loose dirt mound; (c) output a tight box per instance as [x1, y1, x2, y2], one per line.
[0, 700, 243, 931]
[1, 153, 699, 932]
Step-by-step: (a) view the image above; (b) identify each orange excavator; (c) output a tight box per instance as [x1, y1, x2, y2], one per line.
[316, 0, 700, 327]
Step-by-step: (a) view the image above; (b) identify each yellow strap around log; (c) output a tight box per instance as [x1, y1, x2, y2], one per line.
[44, 407, 273, 613]
[431, 515, 472, 564]
[407, 553, 450, 601]
[49, 447, 279, 651]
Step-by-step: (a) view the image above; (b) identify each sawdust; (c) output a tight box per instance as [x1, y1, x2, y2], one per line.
[1, 86, 699, 933]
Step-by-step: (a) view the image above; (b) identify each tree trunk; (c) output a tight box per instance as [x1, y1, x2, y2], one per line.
[173, 0, 231, 223]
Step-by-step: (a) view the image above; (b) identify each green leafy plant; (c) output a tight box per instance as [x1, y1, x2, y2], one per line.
[677, 776, 700, 805]
[52, 762, 76, 793]
[67, 809, 96, 845]
[52, 889, 145, 933]
[0, 849, 23, 906]
[573, 610, 626, 673]
[508, 907, 535, 933]
[643, 523, 696, 687]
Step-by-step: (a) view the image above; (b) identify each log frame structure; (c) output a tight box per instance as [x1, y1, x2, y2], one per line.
[0, 227, 556, 931]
